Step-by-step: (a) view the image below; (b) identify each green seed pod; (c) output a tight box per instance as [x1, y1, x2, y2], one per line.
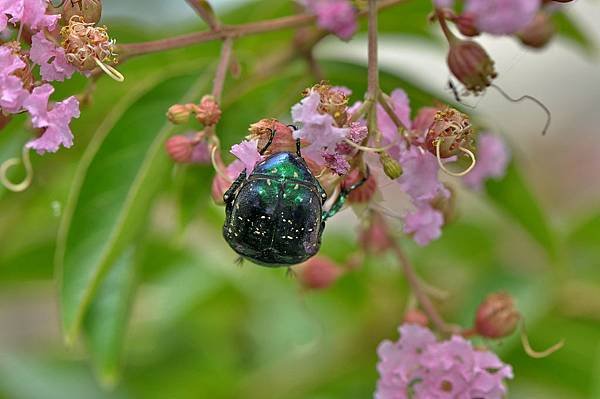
[379, 152, 402, 180]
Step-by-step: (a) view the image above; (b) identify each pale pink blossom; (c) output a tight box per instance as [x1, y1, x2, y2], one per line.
[23, 84, 80, 154]
[403, 204, 444, 246]
[291, 90, 349, 161]
[465, 0, 541, 35]
[463, 133, 510, 190]
[303, 0, 357, 41]
[30, 32, 76, 82]
[0, 46, 29, 113]
[375, 324, 513, 399]
[230, 139, 262, 174]
[0, 0, 59, 33]
[398, 147, 446, 202]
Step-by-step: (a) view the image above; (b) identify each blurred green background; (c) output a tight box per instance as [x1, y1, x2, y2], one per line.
[1, 1, 600, 398]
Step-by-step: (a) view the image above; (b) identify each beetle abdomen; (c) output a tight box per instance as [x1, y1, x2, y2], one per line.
[223, 177, 323, 266]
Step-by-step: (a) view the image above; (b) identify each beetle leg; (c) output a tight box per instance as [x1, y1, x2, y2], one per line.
[259, 128, 277, 155]
[286, 267, 296, 278]
[322, 166, 370, 221]
[235, 256, 245, 267]
[295, 138, 302, 157]
[223, 169, 247, 204]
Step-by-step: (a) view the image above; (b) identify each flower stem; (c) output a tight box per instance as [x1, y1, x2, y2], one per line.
[391, 241, 457, 335]
[118, 0, 409, 59]
[436, 9, 458, 45]
[367, 0, 379, 101]
[212, 38, 234, 102]
[377, 91, 408, 131]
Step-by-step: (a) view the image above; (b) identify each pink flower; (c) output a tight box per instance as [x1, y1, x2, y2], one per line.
[0, 0, 59, 33]
[230, 139, 262, 173]
[0, 46, 29, 113]
[412, 107, 438, 135]
[377, 89, 412, 146]
[23, 84, 80, 154]
[403, 204, 444, 246]
[291, 90, 349, 162]
[465, 0, 541, 35]
[463, 133, 510, 190]
[303, 0, 357, 41]
[30, 32, 76, 82]
[375, 324, 513, 399]
[398, 147, 446, 202]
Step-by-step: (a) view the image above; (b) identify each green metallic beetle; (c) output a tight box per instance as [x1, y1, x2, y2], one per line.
[222, 128, 367, 267]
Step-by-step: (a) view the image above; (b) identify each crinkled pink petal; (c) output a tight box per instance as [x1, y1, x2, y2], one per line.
[463, 133, 510, 190]
[403, 204, 444, 246]
[305, 0, 357, 41]
[0, 0, 24, 30]
[291, 90, 349, 163]
[26, 94, 80, 154]
[0, 45, 29, 113]
[30, 32, 76, 82]
[398, 147, 445, 202]
[465, 0, 541, 35]
[22, 0, 59, 32]
[230, 139, 262, 173]
[23, 83, 53, 126]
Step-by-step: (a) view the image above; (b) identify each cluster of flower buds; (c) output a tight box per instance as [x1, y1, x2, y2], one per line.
[436, 0, 567, 94]
[167, 95, 222, 127]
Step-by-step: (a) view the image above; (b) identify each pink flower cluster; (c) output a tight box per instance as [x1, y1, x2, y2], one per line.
[1, 0, 81, 155]
[301, 0, 358, 41]
[376, 324, 513, 399]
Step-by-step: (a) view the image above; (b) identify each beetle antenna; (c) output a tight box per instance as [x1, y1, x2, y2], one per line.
[259, 128, 276, 155]
[287, 124, 298, 130]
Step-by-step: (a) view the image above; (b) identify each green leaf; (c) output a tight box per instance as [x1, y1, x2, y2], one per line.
[56, 70, 210, 344]
[83, 247, 137, 388]
[552, 11, 596, 55]
[484, 161, 559, 260]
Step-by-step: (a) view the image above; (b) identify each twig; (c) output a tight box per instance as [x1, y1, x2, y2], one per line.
[185, 0, 221, 31]
[118, 0, 409, 59]
[392, 241, 456, 334]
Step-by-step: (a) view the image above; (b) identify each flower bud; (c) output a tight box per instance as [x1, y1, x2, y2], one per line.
[379, 152, 402, 180]
[475, 292, 520, 339]
[454, 12, 479, 37]
[247, 119, 295, 154]
[167, 104, 193, 125]
[299, 256, 344, 290]
[62, 0, 103, 24]
[517, 12, 555, 49]
[165, 135, 194, 163]
[404, 309, 429, 327]
[425, 107, 474, 158]
[359, 211, 394, 254]
[194, 95, 222, 126]
[447, 40, 497, 94]
[342, 169, 377, 203]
